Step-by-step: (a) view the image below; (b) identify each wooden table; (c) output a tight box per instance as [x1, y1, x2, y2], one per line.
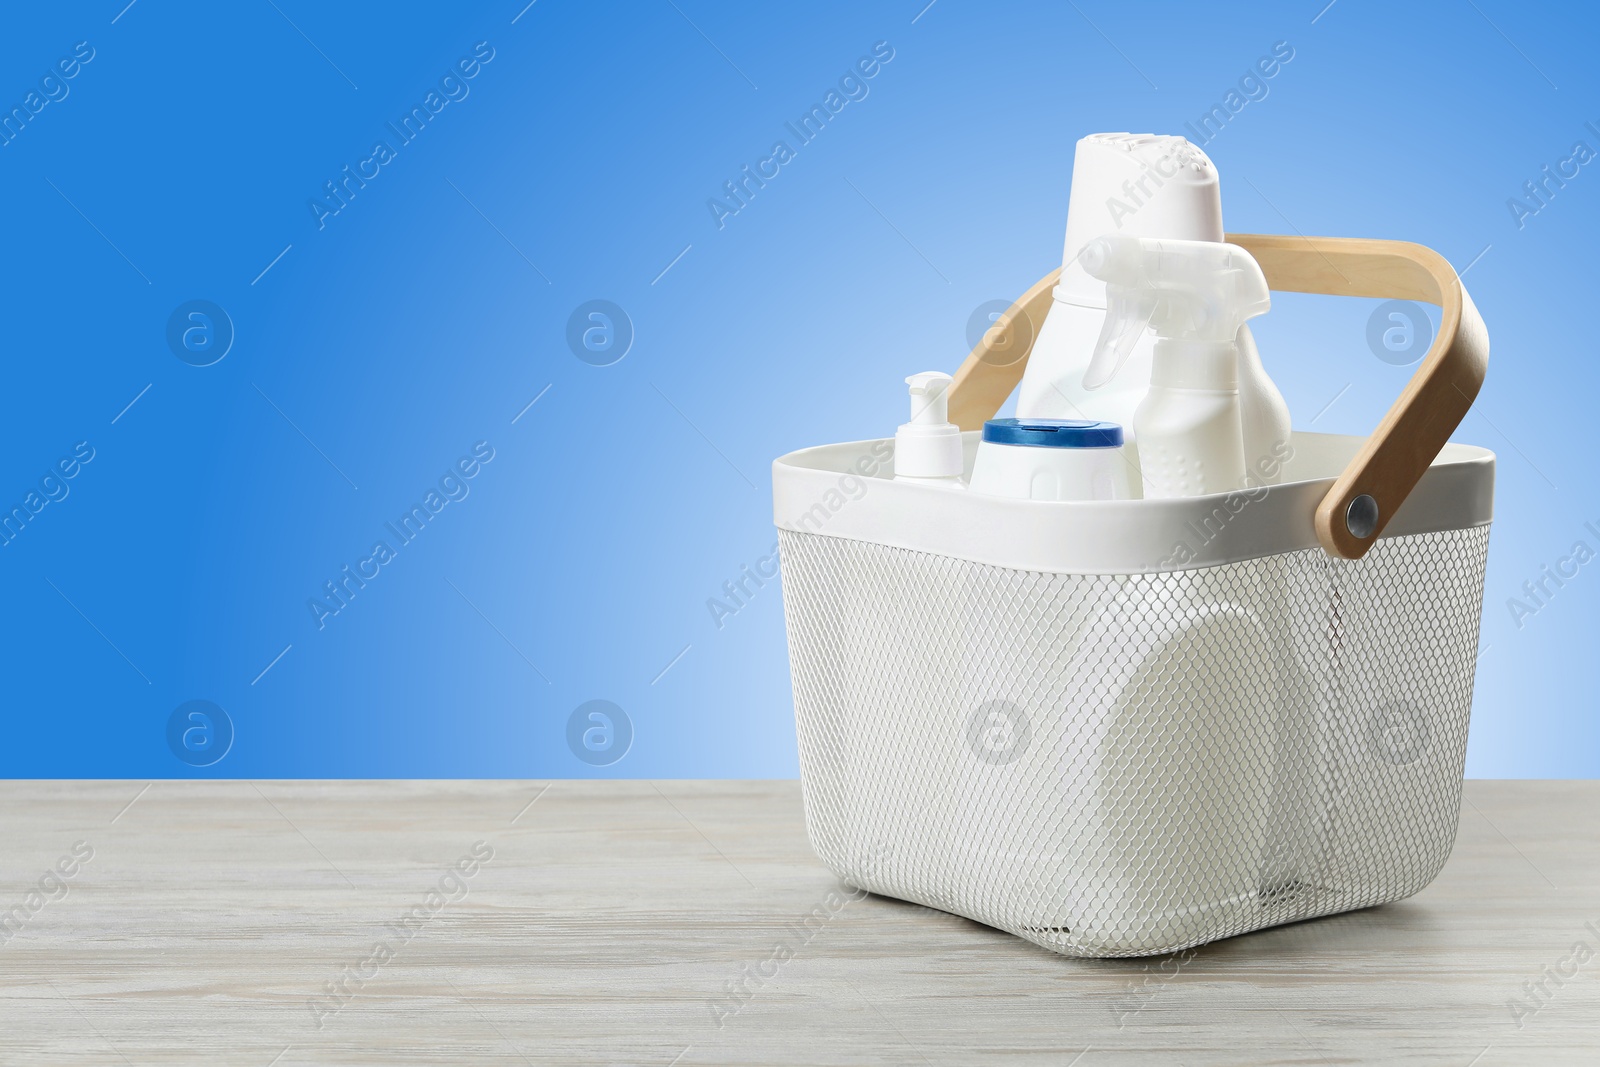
[0, 780, 1594, 1065]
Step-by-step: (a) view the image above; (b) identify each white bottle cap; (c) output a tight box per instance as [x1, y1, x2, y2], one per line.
[895, 372, 963, 481]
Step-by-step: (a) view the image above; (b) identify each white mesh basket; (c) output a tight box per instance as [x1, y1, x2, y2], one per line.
[773, 235, 1494, 956]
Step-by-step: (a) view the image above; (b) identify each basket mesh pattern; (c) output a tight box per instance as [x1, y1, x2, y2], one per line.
[778, 525, 1490, 957]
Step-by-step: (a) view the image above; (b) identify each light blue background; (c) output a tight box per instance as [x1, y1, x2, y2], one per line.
[0, 0, 1593, 777]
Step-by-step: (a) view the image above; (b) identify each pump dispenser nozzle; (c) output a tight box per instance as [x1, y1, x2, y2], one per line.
[894, 371, 964, 484]
[906, 371, 953, 425]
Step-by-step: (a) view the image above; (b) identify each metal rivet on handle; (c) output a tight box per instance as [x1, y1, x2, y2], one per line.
[1346, 494, 1379, 539]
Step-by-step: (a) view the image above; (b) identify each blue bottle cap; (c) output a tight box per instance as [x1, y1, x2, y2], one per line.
[981, 418, 1124, 448]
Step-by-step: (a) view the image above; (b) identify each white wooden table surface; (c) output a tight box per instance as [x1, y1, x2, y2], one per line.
[0, 780, 1594, 1065]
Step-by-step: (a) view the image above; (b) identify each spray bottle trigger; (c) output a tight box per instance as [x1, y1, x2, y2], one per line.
[1082, 292, 1158, 391]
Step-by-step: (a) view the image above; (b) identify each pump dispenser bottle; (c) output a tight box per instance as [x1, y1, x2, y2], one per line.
[1080, 235, 1272, 499]
[894, 371, 964, 485]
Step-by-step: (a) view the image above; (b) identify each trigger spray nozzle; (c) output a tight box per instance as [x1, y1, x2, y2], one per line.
[1078, 235, 1271, 391]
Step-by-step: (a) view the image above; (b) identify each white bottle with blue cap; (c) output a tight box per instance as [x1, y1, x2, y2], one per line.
[968, 418, 1134, 501]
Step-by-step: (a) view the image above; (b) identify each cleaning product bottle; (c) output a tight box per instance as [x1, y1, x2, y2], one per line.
[967, 419, 1133, 501]
[1018, 134, 1222, 430]
[893, 371, 964, 486]
[1016, 133, 1290, 482]
[1079, 234, 1271, 499]
[1047, 588, 1285, 952]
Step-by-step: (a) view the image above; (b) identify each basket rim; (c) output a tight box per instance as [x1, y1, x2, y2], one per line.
[773, 430, 1493, 574]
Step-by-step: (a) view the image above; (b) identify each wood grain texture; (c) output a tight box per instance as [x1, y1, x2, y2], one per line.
[0, 780, 1593, 1065]
[1226, 234, 1489, 560]
[947, 267, 1059, 432]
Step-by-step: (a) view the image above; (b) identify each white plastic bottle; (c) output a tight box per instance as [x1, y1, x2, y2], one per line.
[1019, 134, 1221, 431]
[967, 418, 1133, 501]
[1078, 235, 1272, 499]
[893, 371, 964, 486]
[1045, 591, 1284, 952]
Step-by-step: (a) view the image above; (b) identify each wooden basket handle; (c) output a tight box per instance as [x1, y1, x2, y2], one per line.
[946, 234, 1489, 560]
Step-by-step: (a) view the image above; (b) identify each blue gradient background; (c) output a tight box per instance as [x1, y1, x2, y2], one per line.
[0, 1, 1593, 777]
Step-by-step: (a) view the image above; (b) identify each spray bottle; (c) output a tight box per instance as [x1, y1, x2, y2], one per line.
[1079, 235, 1272, 499]
[1017, 134, 1290, 485]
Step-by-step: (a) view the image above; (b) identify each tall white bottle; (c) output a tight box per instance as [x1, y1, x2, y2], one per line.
[1078, 235, 1272, 499]
[1016, 133, 1289, 481]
